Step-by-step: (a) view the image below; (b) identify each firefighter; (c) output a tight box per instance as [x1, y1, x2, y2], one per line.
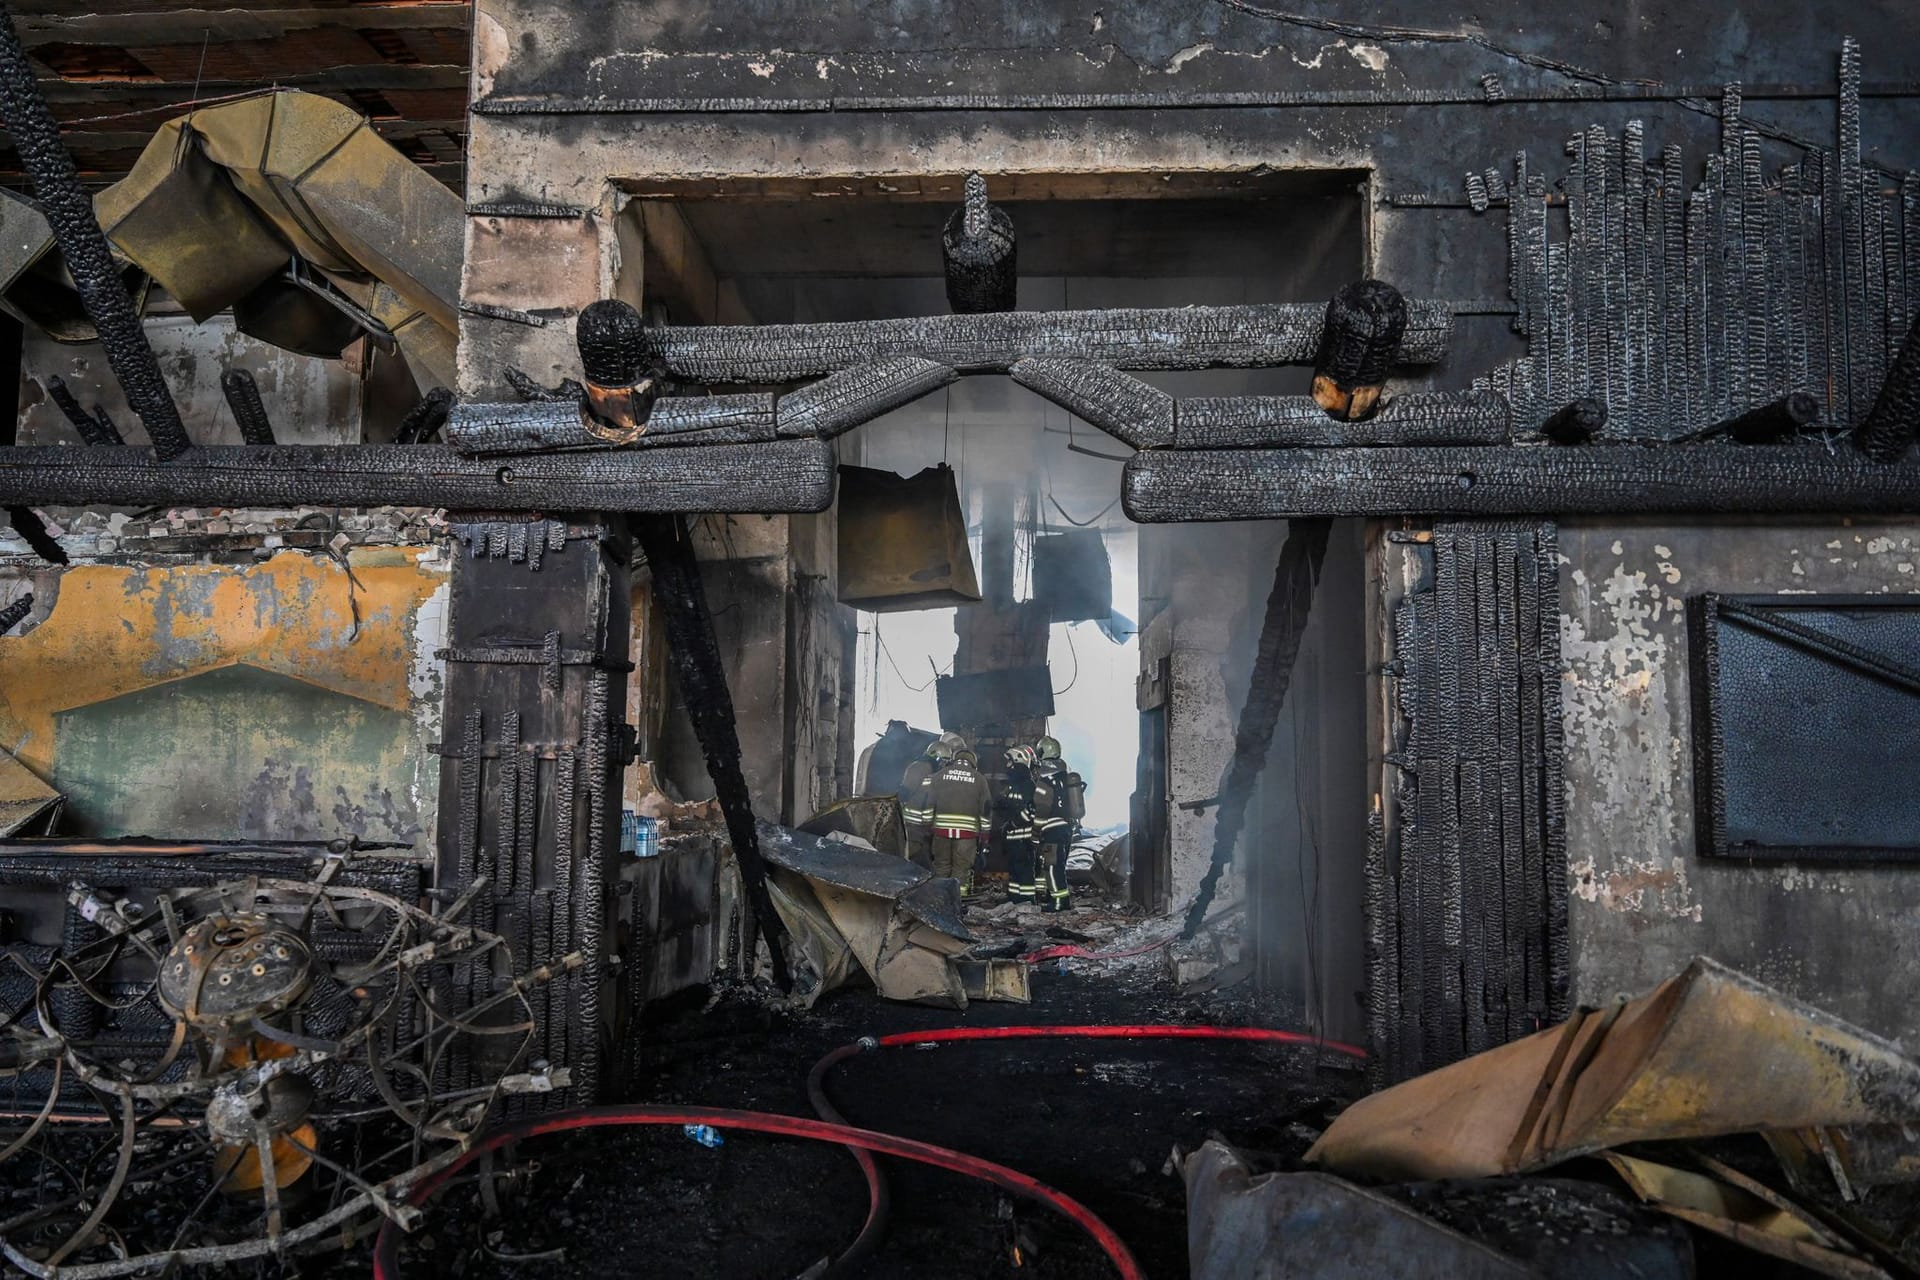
[927, 741, 990, 895]
[1000, 744, 1039, 905]
[899, 735, 955, 867]
[1030, 735, 1085, 913]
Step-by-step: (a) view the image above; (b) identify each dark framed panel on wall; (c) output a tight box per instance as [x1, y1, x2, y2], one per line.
[1688, 594, 1920, 862]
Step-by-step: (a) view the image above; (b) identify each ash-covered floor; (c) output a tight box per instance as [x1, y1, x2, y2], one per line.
[393, 964, 1361, 1279]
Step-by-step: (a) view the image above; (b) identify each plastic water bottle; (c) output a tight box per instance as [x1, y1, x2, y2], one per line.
[683, 1124, 724, 1148]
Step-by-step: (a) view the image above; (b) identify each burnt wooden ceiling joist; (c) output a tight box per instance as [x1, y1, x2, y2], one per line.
[0, 0, 468, 187]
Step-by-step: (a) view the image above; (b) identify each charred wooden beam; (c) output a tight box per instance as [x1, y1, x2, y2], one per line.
[1313, 280, 1408, 421]
[1540, 398, 1607, 445]
[1694, 390, 1823, 444]
[0, 591, 29, 632]
[448, 396, 778, 456]
[0, 442, 836, 513]
[775, 356, 957, 439]
[576, 299, 662, 440]
[219, 369, 276, 446]
[639, 299, 1452, 384]
[0, 3, 189, 460]
[632, 515, 792, 991]
[394, 387, 455, 445]
[45, 375, 122, 446]
[5, 505, 64, 563]
[1854, 312, 1920, 462]
[942, 172, 1016, 314]
[1010, 358, 1173, 449]
[1123, 444, 1920, 522]
[504, 366, 585, 403]
[1175, 390, 1510, 448]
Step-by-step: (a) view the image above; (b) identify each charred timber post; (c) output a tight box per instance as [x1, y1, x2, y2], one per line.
[0, 3, 190, 461]
[576, 300, 661, 442]
[1541, 397, 1607, 445]
[942, 172, 1017, 314]
[394, 387, 455, 445]
[1854, 312, 1920, 463]
[1313, 280, 1408, 422]
[1709, 391, 1822, 444]
[0, 591, 31, 632]
[219, 370, 277, 446]
[45, 375, 122, 447]
[632, 515, 792, 992]
[6, 506, 65, 564]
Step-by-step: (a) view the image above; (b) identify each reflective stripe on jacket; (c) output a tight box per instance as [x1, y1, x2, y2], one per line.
[927, 761, 989, 836]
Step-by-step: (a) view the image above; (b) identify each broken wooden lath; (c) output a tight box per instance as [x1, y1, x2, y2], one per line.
[1474, 38, 1920, 440]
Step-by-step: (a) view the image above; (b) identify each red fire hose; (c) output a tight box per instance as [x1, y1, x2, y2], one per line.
[374, 1026, 1365, 1279]
[807, 1023, 1368, 1275]
[369, 1104, 1145, 1280]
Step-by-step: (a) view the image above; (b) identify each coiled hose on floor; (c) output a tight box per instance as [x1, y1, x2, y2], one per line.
[372, 1025, 1365, 1280]
[807, 1023, 1368, 1276]
[369, 1104, 1145, 1280]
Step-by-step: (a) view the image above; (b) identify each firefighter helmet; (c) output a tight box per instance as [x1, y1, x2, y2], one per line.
[927, 736, 956, 763]
[1034, 735, 1062, 762]
[1005, 744, 1036, 769]
[956, 748, 977, 766]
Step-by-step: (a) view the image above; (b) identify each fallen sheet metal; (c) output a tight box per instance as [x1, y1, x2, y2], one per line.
[1606, 1153, 1891, 1280]
[1183, 1140, 1533, 1279]
[1309, 956, 1920, 1181]
[759, 821, 982, 1008]
[799, 795, 908, 857]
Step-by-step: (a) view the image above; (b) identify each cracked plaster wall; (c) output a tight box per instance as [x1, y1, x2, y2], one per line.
[1560, 517, 1920, 1045]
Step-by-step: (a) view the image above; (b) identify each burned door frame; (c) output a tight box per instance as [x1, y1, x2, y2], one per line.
[433, 514, 633, 1105]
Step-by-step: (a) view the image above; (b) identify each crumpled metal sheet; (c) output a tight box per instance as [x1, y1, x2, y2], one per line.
[1606, 1152, 1890, 1280]
[1183, 1140, 1533, 1279]
[758, 821, 978, 1008]
[0, 90, 459, 387]
[799, 794, 908, 857]
[1309, 956, 1920, 1182]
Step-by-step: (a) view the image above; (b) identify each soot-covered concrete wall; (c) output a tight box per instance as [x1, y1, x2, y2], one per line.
[0, 538, 448, 844]
[1560, 518, 1920, 1043]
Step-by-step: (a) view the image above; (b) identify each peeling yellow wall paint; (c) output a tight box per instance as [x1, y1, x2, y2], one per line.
[0, 549, 447, 787]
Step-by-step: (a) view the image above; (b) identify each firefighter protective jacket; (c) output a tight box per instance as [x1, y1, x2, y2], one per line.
[928, 759, 991, 835]
[900, 759, 934, 828]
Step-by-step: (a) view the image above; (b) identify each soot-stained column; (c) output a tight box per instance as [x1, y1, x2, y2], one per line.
[633, 514, 793, 992]
[0, 2, 188, 459]
[434, 515, 633, 1105]
[1182, 518, 1333, 938]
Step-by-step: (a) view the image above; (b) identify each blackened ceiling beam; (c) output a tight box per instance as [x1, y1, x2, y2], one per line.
[0, 442, 836, 513]
[1122, 445, 1920, 522]
[639, 299, 1452, 383]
